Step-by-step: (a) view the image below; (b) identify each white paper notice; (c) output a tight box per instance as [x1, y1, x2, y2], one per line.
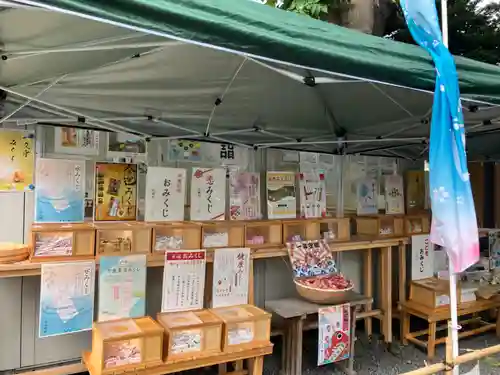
[190, 168, 226, 220]
[145, 167, 186, 221]
[384, 174, 405, 214]
[161, 250, 206, 312]
[356, 178, 378, 215]
[212, 248, 250, 308]
[298, 171, 326, 218]
[411, 234, 435, 280]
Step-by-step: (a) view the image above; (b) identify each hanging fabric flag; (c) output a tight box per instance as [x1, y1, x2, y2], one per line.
[400, 0, 479, 272]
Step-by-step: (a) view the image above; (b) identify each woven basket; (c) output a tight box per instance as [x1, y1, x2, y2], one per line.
[0, 243, 31, 264]
[294, 279, 354, 304]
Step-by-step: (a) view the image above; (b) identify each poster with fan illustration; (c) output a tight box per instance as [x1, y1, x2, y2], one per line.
[384, 174, 405, 214]
[299, 171, 326, 218]
[356, 178, 378, 215]
[190, 168, 226, 220]
[229, 172, 260, 220]
[267, 171, 296, 219]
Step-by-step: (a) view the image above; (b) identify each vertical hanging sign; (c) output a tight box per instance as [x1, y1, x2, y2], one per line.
[190, 168, 226, 220]
[212, 248, 250, 308]
[145, 167, 186, 221]
[411, 234, 435, 280]
[267, 171, 296, 219]
[356, 178, 378, 215]
[35, 158, 85, 223]
[299, 171, 326, 218]
[384, 175, 405, 215]
[0, 130, 34, 191]
[229, 172, 261, 220]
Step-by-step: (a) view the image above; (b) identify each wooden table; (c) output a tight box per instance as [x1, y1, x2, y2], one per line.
[266, 292, 373, 375]
[401, 298, 500, 359]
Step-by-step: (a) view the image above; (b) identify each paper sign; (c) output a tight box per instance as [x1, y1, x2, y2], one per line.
[161, 250, 206, 312]
[385, 175, 405, 214]
[98, 255, 147, 322]
[168, 140, 202, 162]
[357, 178, 378, 215]
[54, 127, 99, 156]
[411, 234, 435, 280]
[299, 172, 326, 218]
[267, 171, 296, 219]
[35, 158, 85, 223]
[107, 133, 147, 161]
[229, 172, 260, 220]
[0, 130, 34, 191]
[318, 303, 351, 366]
[39, 261, 95, 337]
[145, 167, 186, 221]
[212, 248, 250, 308]
[190, 168, 226, 220]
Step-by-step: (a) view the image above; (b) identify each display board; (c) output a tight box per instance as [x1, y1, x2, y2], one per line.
[229, 172, 260, 220]
[411, 234, 435, 280]
[39, 261, 95, 338]
[298, 171, 326, 218]
[384, 174, 405, 214]
[35, 158, 85, 223]
[212, 248, 250, 308]
[145, 167, 186, 221]
[0, 130, 34, 191]
[267, 171, 296, 219]
[98, 255, 147, 322]
[356, 177, 378, 215]
[53, 127, 100, 156]
[190, 168, 226, 220]
[94, 162, 138, 221]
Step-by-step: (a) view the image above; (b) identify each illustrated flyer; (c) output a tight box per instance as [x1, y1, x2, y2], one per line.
[190, 168, 226, 220]
[94, 162, 137, 221]
[356, 178, 378, 215]
[0, 130, 34, 191]
[267, 171, 296, 219]
[54, 127, 99, 156]
[39, 261, 95, 338]
[145, 167, 186, 221]
[35, 158, 85, 223]
[98, 255, 147, 322]
[161, 250, 206, 312]
[384, 174, 405, 214]
[229, 171, 260, 220]
[318, 303, 351, 366]
[298, 171, 326, 218]
[168, 140, 202, 162]
[212, 248, 250, 308]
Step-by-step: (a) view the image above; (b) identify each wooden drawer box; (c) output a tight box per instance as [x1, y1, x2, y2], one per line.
[354, 215, 404, 237]
[317, 217, 350, 242]
[157, 309, 223, 361]
[201, 221, 244, 248]
[244, 220, 282, 247]
[409, 278, 460, 309]
[282, 219, 320, 243]
[95, 222, 151, 256]
[404, 213, 431, 235]
[150, 222, 201, 253]
[89, 317, 164, 375]
[30, 223, 95, 262]
[210, 304, 271, 352]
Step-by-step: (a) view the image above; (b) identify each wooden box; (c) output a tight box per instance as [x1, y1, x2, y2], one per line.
[157, 309, 223, 361]
[404, 213, 431, 235]
[409, 278, 460, 309]
[30, 223, 95, 262]
[317, 217, 350, 242]
[244, 220, 282, 248]
[95, 222, 152, 257]
[150, 222, 201, 254]
[354, 215, 404, 237]
[210, 304, 271, 352]
[89, 317, 164, 375]
[282, 219, 320, 243]
[405, 170, 426, 214]
[201, 221, 244, 248]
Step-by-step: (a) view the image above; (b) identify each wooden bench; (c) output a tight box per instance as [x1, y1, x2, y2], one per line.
[401, 298, 500, 359]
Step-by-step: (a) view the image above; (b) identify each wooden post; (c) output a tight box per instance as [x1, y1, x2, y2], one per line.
[363, 248, 373, 337]
[444, 324, 453, 375]
[399, 242, 407, 342]
[385, 246, 393, 343]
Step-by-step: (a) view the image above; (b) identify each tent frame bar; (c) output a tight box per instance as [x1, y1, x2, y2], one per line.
[2, 116, 149, 124]
[255, 137, 427, 148]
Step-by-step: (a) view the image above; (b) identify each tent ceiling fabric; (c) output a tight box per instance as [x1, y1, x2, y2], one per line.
[1, 3, 500, 159]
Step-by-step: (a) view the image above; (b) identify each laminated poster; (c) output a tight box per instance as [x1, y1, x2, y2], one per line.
[98, 255, 147, 322]
[229, 172, 260, 220]
[35, 158, 85, 223]
[384, 174, 405, 214]
[145, 167, 186, 221]
[212, 248, 250, 308]
[190, 168, 226, 220]
[168, 140, 202, 162]
[0, 130, 34, 191]
[299, 172, 326, 218]
[267, 171, 296, 219]
[356, 178, 378, 215]
[107, 133, 147, 161]
[39, 261, 95, 337]
[411, 234, 435, 280]
[161, 250, 206, 312]
[54, 127, 99, 156]
[94, 162, 137, 221]
[318, 303, 351, 366]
